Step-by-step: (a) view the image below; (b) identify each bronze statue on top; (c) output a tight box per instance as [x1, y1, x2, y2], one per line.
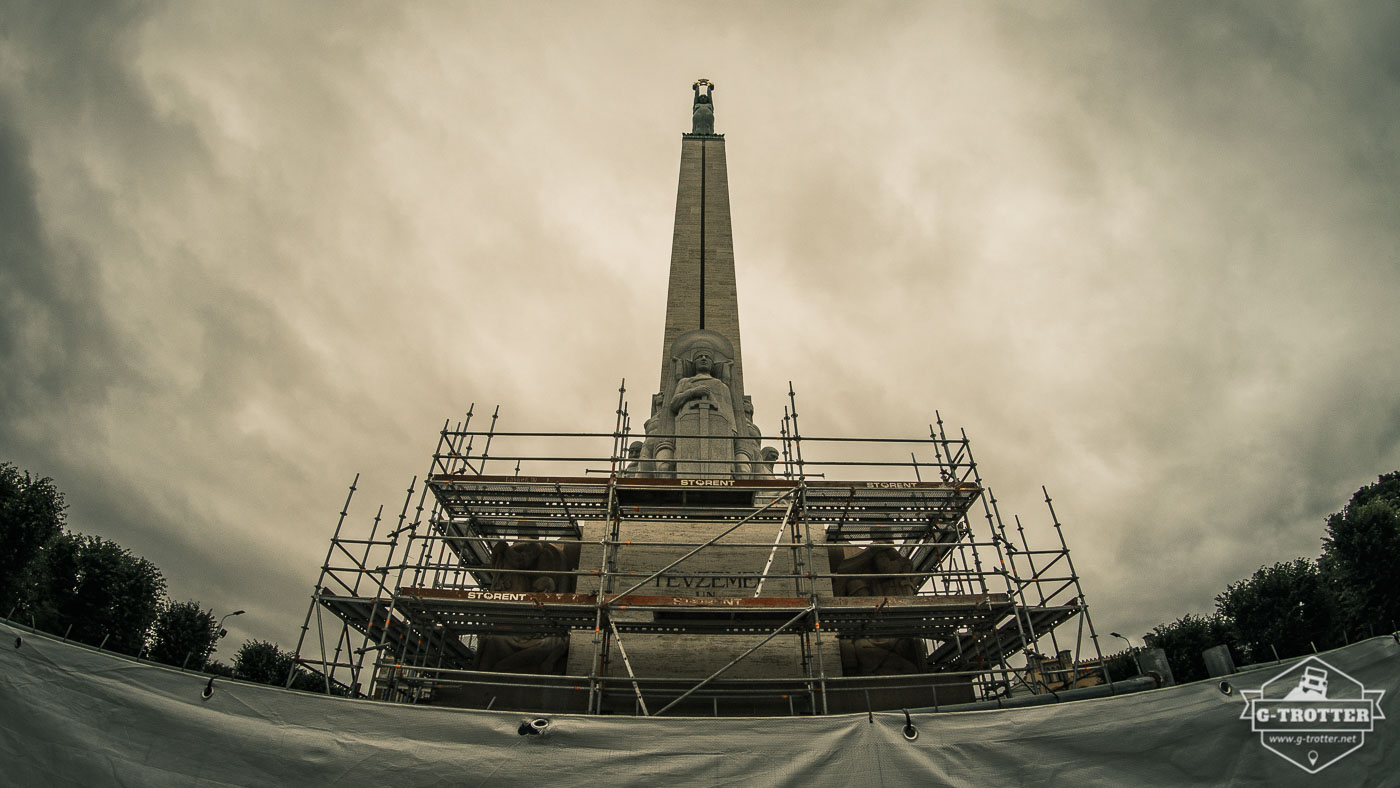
[691, 79, 715, 135]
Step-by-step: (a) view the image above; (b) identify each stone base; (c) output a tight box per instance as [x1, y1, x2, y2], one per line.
[575, 520, 832, 600]
[565, 631, 812, 681]
[565, 518, 839, 690]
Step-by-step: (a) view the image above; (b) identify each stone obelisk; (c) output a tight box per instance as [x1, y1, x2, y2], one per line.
[564, 83, 829, 692]
[644, 79, 760, 479]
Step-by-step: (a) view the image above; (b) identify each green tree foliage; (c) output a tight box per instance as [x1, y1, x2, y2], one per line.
[233, 639, 329, 692]
[1145, 614, 1241, 684]
[0, 463, 67, 612]
[30, 533, 166, 655]
[148, 600, 218, 668]
[232, 639, 290, 684]
[1101, 649, 1141, 682]
[1216, 558, 1340, 661]
[1321, 472, 1400, 633]
[1142, 472, 1400, 683]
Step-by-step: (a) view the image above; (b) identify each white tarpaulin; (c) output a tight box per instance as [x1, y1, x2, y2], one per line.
[2, 620, 1395, 786]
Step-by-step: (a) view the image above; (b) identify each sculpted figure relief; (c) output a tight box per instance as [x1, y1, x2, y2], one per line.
[830, 539, 925, 675]
[735, 397, 762, 478]
[488, 537, 568, 593]
[847, 635, 923, 675]
[759, 446, 781, 478]
[669, 346, 735, 426]
[667, 329, 740, 477]
[831, 541, 917, 598]
[621, 441, 644, 476]
[475, 634, 569, 675]
[475, 537, 573, 674]
[643, 393, 673, 477]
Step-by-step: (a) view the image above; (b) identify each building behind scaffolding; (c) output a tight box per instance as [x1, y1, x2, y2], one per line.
[291, 81, 1111, 717]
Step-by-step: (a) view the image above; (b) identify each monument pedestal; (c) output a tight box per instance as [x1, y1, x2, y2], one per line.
[573, 520, 831, 600]
[566, 519, 839, 689]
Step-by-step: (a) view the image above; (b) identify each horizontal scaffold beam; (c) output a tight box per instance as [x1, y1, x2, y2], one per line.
[425, 473, 982, 542]
[350, 587, 1028, 641]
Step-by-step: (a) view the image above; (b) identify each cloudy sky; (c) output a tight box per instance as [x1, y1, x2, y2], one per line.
[3, 1, 1398, 657]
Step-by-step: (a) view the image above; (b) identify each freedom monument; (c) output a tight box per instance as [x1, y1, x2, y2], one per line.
[2, 81, 1395, 787]
[287, 80, 1105, 716]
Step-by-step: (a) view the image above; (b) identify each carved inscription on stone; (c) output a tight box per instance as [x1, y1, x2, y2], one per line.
[651, 575, 759, 596]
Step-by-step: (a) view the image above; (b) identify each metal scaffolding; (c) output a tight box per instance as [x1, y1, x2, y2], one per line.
[290, 383, 1110, 715]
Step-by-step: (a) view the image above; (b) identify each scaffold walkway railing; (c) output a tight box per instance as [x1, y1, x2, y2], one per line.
[289, 393, 1112, 715]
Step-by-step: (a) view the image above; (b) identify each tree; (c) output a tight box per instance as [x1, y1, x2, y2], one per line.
[1215, 558, 1340, 661]
[233, 639, 292, 684]
[203, 659, 236, 678]
[233, 639, 328, 692]
[148, 600, 218, 668]
[1101, 649, 1141, 682]
[1321, 472, 1400, 633]
[1144, 614, 1241, 683]
[0, 463, 66, 613]
[30, 533, 166, 655]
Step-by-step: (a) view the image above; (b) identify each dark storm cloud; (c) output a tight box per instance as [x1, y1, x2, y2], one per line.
[991, 1, 1400, 625]
[0, 0, 351, 644]
[0, 107, 128, 428]
[2, 0, 1399, 653]
[725, 1, 1400, 637]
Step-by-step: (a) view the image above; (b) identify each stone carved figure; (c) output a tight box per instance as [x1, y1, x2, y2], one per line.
[759, 446, 781, 478]
[670, 348, 735, 425]
[643, 393, 672, 477]
[474, 537, 573, 674]
[831, 541, 917, 598]
[668, 329, 739, 477]
[474, 634, 569, 675]
[691, 79, 715, 135]
[735, 397, 762, 478]
[829, 539, 925, 675]
[621, 441, 644, 476]
[488, 537, 568, 593]
[846, 634, 923, 675]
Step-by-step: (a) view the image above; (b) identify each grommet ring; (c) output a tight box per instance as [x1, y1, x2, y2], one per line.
[518, 718, 551, 736]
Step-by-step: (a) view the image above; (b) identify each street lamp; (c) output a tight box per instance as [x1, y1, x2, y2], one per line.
[203, 610, 245, 671]
[1110, 632, 1141, 676]
[216, 610, 246, 639]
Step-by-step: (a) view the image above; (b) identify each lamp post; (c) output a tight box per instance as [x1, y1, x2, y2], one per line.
[216, 610, 246, 638]
[1110, 632, 1141, 676]
[204, 610, 245, 671]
